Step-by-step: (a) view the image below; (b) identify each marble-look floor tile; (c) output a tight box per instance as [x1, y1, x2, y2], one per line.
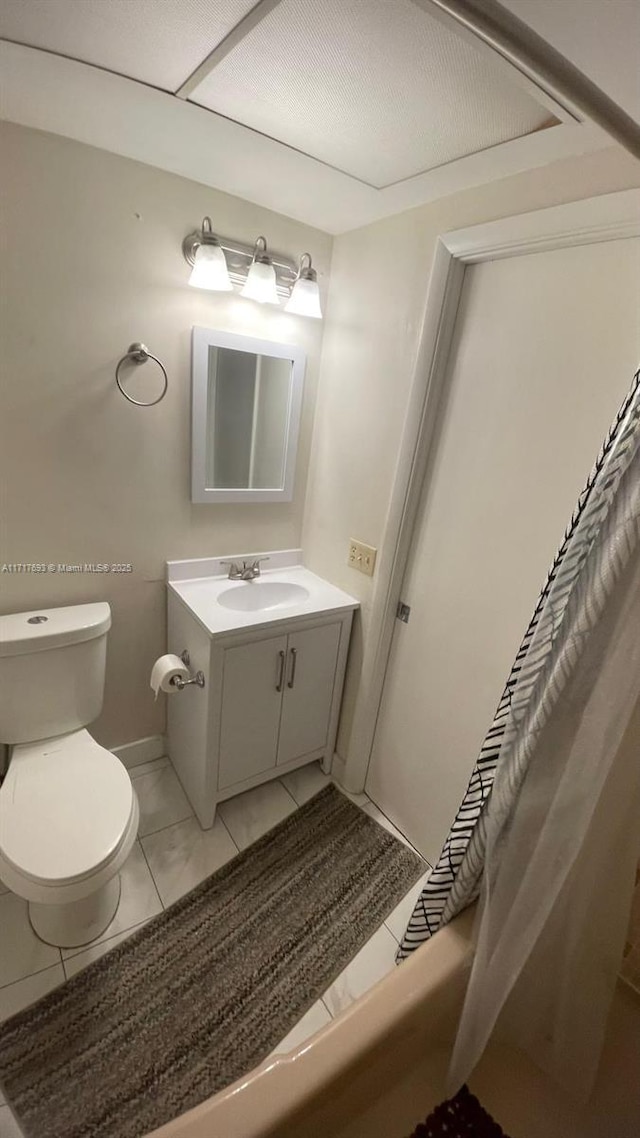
[0, 1104, 24, 1137]
[269, 1000, 332, 1057]
[0, 893, 61, 987]
[363, 802, 421, 855]
[280, 762, 331, 806]
[322, 924, 399, 1018]
[384, 869, 432, 943]
[61, 842, 162, 959]
[64, 921, 150, 979]
[0, 963, 65, 1024]
[218, 781, 298, 851]
[132, 761, 193, 837]
[142, 816, 238, 908]
[126, 756, 170, 779]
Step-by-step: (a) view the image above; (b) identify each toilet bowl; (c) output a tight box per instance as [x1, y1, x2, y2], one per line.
[0, 729, 139, 947]
[0, 602, 140, 948]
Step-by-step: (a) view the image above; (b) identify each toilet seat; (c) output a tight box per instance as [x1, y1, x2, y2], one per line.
[0, 729, 136, 890]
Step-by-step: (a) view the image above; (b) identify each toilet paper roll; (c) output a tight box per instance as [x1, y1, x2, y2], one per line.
[150, 654, 190, 699]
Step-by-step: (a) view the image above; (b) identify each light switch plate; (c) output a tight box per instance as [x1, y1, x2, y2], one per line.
[348, 539, 377, 577]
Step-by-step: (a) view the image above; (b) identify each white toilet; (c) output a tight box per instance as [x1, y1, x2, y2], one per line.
[0, 602, 139, 948]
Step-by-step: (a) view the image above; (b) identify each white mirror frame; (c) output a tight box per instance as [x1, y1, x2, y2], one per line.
[191, 326, 306, 504]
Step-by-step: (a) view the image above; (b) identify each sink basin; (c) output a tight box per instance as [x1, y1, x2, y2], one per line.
[217, 581, 310, 613]
[168, 559, 359, 637]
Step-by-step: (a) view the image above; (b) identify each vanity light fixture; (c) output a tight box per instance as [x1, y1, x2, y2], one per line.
[182, 222, 322, 317]
[184, 217, 233, 291]
[284, 253, 323, 319]
[240, 237, 280, 306]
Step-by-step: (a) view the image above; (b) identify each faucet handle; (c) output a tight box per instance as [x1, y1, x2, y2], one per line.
[247, 556, 270, 577]
[220, 559, 242, 578]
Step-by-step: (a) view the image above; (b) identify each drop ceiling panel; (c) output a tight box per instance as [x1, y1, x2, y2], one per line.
[0, 0, 259, 91]
[190, 0, 554, 188]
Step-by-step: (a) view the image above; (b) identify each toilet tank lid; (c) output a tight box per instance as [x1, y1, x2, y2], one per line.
[0, 602, 111, 657]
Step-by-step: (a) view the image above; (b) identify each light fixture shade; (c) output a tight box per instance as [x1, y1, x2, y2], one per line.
[188, 243, 233, 291]
[285, 276, 323, 319]
[241, 260, 279, 305]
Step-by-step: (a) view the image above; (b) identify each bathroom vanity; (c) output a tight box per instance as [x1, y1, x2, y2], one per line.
[166, 552, 358, 828]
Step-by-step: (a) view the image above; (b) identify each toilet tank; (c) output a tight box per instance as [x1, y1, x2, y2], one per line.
[0, 603, 111, 744]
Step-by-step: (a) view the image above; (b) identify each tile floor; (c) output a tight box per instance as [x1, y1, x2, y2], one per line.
[0, 759, 430, 1137]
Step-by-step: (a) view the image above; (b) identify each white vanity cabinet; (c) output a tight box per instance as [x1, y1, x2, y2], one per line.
[218, 621, 342, 789]
[166, 569, 356, 830]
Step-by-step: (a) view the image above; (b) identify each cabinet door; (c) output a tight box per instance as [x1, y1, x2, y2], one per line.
[278, 623, 341, 765]
[218, 634, 287, 790]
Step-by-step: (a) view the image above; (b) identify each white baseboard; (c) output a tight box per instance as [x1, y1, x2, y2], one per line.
[113, 734, 166, 770]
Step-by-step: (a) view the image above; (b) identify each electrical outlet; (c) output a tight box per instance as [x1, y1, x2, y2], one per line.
[348, 539, 377, 577]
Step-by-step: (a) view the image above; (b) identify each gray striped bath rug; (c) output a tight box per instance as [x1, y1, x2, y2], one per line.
[0, 784, 424, 1138]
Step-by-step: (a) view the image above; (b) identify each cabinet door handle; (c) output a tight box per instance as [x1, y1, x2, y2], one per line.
[287, 647, 298, 689]
[276, 649, 286, 692]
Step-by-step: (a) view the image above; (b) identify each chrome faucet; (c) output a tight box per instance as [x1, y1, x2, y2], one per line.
[220, 557, 269, 581]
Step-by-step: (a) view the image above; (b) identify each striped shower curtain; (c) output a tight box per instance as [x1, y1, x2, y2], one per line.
[399, 366, 640, 961]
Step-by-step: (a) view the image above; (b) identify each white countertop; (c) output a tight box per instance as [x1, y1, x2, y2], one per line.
[167, 560, 359, 639]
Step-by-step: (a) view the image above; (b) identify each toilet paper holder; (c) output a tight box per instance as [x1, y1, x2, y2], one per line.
[171, 650, 205, 690]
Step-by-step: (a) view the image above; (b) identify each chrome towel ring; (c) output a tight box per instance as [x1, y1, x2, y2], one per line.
[115, 342, 168, 406]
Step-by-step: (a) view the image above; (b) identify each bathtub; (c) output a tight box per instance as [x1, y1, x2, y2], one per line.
[149, 907, 640, 1138]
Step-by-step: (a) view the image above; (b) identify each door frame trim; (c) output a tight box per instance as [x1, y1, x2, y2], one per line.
[343, 187, 640, 793]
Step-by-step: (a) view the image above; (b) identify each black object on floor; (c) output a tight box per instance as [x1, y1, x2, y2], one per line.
[409, 1083, 513, 1137]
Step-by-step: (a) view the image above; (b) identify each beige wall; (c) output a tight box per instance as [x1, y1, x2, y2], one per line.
[302, 144, 640, 768]
[0, 122, 332, 748]
[2, 123, 639, 765]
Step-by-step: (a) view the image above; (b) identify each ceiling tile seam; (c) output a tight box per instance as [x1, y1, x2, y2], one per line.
[374, 118, 560, 190]
[186, 96, 384, 190]
[187, 93, 560, 192]
[175, 0, 285, 99]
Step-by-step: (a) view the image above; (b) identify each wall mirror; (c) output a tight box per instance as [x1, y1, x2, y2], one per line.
[191, 327, 306, 503]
